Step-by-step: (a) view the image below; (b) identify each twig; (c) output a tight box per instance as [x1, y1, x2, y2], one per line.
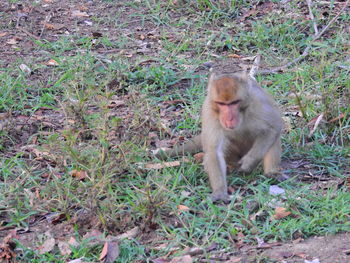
[16, 26, 41, 40]
[40, 13, 53, 37]
[306, 0, 319, 35]
[249, 55, 261, 79]
[308, 113, 324, 138]
[258, 0, 350, 74]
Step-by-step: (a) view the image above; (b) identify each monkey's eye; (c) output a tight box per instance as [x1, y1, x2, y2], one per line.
[229, 100, 240, 105]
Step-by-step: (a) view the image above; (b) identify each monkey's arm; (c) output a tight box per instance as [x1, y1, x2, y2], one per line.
[238, 129, 280, 173]
[155, 135, 202, 160]
[203, 141, 230, 202]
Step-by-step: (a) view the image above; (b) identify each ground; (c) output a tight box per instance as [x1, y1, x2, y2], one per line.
[0, 0, 350, 262]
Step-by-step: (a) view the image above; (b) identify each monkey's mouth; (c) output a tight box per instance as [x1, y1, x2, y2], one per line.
[224, 120, 238, 130]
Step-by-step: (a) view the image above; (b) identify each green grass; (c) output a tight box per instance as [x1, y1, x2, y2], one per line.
[0, 0, 349, 262]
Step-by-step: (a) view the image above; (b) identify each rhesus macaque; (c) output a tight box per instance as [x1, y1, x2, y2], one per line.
[157, 71, 283, 202]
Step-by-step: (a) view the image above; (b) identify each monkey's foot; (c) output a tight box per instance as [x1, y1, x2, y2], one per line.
[210, 192, 231, 204]
[265, 172, 290, 182]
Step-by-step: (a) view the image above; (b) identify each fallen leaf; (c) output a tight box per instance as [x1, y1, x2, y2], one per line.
[328, 112, 345, 123]
[19, 64, 32, 74]
[114, 227, 139, 240]
[99, 242, 120, 263]
[171, 255, 192, 263]
[38, 231, 55, 254]
[225, 256, 242, 263]
[295, 253, 308, 259]
[0, 230, 18, 261]
[78, 5, 89, 11]
[58, 241, 71, 256]
[42, 22, 65, 30]
[227, 54, 241, 58]
[273, 207, 291, 220]
[72, 10, 89, 17]
[193, 152, 204, 163]
[7, 38, 20, 45]
[177, 205, 190, 212]
[107, 99, 125, 108]
[51, 213, 67, 224]
[145, 161, 181, 169]
[0, 32, 8, 37]
[70, 170, 88, 181]
[67, 258, 85, 263]
[45, 59, 59, 66]
[83, 229, 104, 245]
[68, 237, 79, 247]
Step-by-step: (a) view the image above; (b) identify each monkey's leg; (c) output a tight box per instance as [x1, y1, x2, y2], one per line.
[263, 138, 281, 175]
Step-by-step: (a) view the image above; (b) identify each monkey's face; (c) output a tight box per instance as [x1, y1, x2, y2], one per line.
[216, 101, 241, 130]
[211, 76, 244, 130]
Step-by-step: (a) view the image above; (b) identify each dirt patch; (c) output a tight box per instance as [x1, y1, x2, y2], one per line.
[262, 232, 350, 263]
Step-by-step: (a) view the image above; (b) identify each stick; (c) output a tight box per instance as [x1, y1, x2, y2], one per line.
[306, 0, 319, 35]
[258, 0, 350, 75]
[16, 26, 41, 40]
[308, 113, 324, 138]
[249, 55, 261, 79]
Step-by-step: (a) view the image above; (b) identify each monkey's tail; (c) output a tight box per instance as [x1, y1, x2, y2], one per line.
[155, 135, 202, 160]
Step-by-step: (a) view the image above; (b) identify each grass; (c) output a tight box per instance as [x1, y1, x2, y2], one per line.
[0, 0, 349, 262]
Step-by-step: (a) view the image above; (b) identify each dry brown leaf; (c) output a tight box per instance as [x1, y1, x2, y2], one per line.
[45, 59, 59, 66]
[72, 10, 89, 17]
[99, 242, 108, 260]
[145, 161, 181, 169]
[43, 0, 54, 3]
[193, 152, 204, 163]
[225, 257, 242, 263]
[0, 230, 18, 261]
[43, 22, 65, 30]
[68, 237, 79, 247]
[171, 255, 192, 263]
[7, 38, 20, 45]
[273, 207, 291, 220]
[70, 170, 88, 181]
[227, 54, 241, 58]
[99, 242, 120, 263]
[328, 112, 345, 123]
[0, 32, 8, 37]
[107, 99, 125, 108]
[58, 241, 71, 256]
[177, 205, 190, 212]
[78, 5, 89, 11]
[114, 227, 139, 240]
[83, 229, 104, 245]
[38, 232, 55, 254]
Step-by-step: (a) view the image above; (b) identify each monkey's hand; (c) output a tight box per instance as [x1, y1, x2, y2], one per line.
[238, 155, 259, 173]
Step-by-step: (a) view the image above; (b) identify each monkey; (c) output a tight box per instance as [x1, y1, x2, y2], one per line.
[156, 70, 283, 202]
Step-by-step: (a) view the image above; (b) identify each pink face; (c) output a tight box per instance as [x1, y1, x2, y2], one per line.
[216, 101, 240, 130]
